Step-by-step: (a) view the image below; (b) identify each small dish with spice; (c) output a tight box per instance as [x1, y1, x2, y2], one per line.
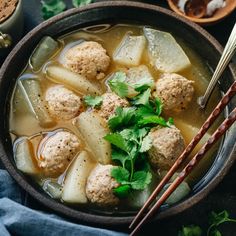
[167, 0, 236, 26]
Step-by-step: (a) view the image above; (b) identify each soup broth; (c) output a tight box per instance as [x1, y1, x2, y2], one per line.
[10, 24, 222, 213]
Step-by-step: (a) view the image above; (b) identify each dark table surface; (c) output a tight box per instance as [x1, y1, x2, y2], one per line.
[0, 0, 236, 235]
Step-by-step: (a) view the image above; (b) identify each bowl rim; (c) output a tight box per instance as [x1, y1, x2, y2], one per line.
[0, 0, 236, 227]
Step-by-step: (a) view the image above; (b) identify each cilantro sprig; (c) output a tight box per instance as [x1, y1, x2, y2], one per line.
[104, 71, 174, 198]
[41, 0, 92, 20]
[178, 210, 236, 236]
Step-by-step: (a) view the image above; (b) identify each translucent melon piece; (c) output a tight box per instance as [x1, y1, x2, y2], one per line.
[30, 36, 59, 72]
[144, 28, 191, 73]
[15, 138, 39, 175]
[113, 34, 146, 66]
[126, 65, 155, 89]
[19, 78, 55, 128]
[62, 151, 96, 203]
[74, 111, 111, 164]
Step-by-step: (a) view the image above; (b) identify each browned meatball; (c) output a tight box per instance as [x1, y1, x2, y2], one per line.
[86, 164, 120, 206]
[155, 73, 194, 112]
[98, 92, 129, 121]
[148, 126, 185, 170]
[64, 41, 110, 80]
[38, 131, 80, 176]
[45, 86, 82, 120]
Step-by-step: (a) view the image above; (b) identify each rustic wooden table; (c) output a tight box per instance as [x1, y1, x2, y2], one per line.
[1, 1, 236, 235]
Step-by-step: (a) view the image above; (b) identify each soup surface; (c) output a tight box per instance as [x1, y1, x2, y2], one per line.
[10, 24, 222, 213]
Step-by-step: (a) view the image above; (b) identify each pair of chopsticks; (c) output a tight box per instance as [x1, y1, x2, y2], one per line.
[129, 80, 236, 236]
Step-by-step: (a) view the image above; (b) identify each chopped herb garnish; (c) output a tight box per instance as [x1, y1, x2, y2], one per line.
[113, 184, 131, 198]
[108, 107, 137, 131]
[178, 225, 202, 236]
[131, 88, 151, 106]
[108, 72, 129, 98]
[84, 95, 103, 108]
[104, 70, 175, 197]
[41, 0, 66, 20]
[132, 77, 154, 92]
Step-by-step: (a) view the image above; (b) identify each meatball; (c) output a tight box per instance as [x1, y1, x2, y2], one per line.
[64, 41, 110, 80]
[38, 131, 80, 176]
[86, 164, 120, 206]
[155, 73, 194, 112]
[45, 86, 82, 120]
[98, 92, 129, 120]
[148, 126, 185, 170]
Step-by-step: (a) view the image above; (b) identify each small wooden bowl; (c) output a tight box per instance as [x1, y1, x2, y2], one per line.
[167, 0, 236, 26]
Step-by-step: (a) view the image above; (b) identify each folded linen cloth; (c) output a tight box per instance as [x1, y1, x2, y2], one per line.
[0, 169, 127, 236]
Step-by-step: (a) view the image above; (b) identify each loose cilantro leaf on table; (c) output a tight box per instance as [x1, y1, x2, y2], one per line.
[207, 210, 236, 236]
[178, 225, 202, 236]
[72, 0, 92, 7]
[84, 95, 103, 108]
[41, 0, 66, 20]
[178, 210, 236, 236]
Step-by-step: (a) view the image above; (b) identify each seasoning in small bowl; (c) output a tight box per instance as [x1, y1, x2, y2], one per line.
[167, 0, 236, 25]
[0, 0, 19, 24]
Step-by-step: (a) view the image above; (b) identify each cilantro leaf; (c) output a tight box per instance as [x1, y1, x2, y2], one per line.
[104, 133, 131, 153]
[133, 77, 154, 92]
[41, 0, 66, 20]
[108, 107, 136, 131]
[111, 167, 130, 184]
[209, 229, 221, 236]
[178, 225, 202, 236]
[130, 171, 152, 190]
[72, 0, 92, 7]
[209, 211, 229, 226]
[138, 115, 169, 127]
[113, 185, 131, 198]
[136, 105, 156, 118]
[111, 149, 130, 167]
[154, 97, 163, 116]
[84, 95, 103, 108]
[108, 72, 128, 98]
[139, 135, 152, 153]
[167, 117, 174, 126]
[131, 88, 151, 106]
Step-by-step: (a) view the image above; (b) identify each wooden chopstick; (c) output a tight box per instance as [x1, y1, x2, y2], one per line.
[130, 106, 236, 236]
[129, 80, 236, 230]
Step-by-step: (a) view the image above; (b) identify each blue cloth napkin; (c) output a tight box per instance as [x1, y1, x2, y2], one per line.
[0, 169, 127, 236]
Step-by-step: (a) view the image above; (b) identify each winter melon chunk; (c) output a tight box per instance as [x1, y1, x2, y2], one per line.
[144, 28, 191, 73]
[113, 34, 146, 66]
[62, 151, 96, 203]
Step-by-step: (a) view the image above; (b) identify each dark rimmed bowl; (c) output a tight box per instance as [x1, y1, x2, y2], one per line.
[0, 1, 236, 228]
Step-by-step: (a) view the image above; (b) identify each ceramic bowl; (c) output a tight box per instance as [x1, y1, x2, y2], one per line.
[0, 1, 235, 228]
